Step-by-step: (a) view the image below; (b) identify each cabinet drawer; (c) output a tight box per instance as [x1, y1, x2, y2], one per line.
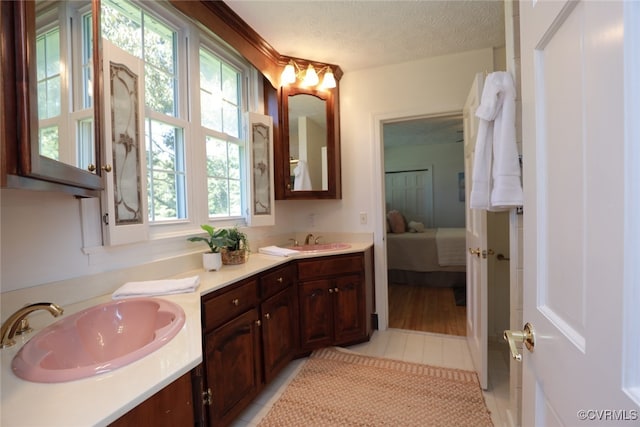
[203, 279, 258, 330]
[297, 254, 363, 280]
[260, 264, 296, 299]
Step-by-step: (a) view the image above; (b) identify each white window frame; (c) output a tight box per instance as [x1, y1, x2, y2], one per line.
[99, 0, 258, 243]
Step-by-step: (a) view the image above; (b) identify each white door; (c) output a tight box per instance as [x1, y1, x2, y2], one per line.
[519, 1, 640, 425]
[463, 72, 488, 390]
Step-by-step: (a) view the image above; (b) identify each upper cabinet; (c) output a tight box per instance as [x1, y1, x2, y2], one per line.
[1, 0, 103, 197]
[274, 78, 342, 200]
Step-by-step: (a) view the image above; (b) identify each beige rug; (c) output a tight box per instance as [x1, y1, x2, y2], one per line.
[258, 347, 493, 427]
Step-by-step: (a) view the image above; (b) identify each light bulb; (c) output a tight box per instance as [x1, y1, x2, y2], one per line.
[281, 63, 296, 85]
[321, 69, 336, 89]
[302, 64, 319, 86]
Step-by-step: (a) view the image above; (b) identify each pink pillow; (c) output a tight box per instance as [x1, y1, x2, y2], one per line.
[387, 210, 406, 233]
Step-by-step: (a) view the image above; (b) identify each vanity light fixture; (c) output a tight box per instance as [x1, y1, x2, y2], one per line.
[280, 60, 336, 89]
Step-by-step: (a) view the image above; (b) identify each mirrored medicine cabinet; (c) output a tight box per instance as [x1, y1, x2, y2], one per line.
[1, 0, 103, 196]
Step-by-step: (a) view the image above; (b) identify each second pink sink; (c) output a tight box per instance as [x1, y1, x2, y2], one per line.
[12, 298, 185, 383]
[290, 243, 351, 253]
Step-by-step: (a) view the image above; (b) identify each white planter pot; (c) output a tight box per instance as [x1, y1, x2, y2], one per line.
[202, 252, 222, 271]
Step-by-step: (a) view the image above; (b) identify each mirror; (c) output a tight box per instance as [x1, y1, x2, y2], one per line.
[279, 85, 341, 199]
[15, 0, 102, 192]
[288, 93, 327, 191]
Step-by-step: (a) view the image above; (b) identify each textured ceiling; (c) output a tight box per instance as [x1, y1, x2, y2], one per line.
[225, 0, 505, 72]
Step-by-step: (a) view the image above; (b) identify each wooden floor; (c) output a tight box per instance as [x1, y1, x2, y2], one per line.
[388, 283, 466, 336]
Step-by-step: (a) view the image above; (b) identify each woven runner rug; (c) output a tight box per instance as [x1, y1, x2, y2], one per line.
[258, 347, 493, 427]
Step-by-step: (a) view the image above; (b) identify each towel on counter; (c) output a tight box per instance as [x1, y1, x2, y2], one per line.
[258, 246, 300, 257]
[112, 276, 200, 299]
[293, 160, 312, 191]
[470, 71, 523, 210]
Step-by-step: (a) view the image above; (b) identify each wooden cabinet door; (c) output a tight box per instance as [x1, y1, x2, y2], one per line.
[109, 370, 195, 427]
[333, 274, 366, 345]
[204, 309, 262, 427]
[299, 279, 333, 350]
[261, 287, 296, 383]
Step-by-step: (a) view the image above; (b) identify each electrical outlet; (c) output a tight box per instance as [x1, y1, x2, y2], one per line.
[359, 212, 367, 225]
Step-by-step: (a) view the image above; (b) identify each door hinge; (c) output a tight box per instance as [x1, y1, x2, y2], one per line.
[102, 213, 109, 225]
[202, 388, 212, 406]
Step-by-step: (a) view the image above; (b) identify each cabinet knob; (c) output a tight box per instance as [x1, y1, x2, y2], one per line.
[87, 164, 96, 172]
[264, 313, 271, 320]
[231, 298, 239, 306]
[328, 288, 334, 293]
[334, 287, 339, 293]
[276, 277, 283, 283]
[255, 320, 262, 327]
[102, 164, 113, 173]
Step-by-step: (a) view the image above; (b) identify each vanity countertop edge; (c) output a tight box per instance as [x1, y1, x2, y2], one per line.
[0, 241, 372, 427]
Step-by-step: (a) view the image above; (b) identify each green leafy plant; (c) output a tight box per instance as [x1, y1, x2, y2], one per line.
[187, 225, 230, 253]
[218, 227, 249, 252]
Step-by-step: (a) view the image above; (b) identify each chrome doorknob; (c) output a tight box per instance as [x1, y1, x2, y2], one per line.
[504, 322, 535, 361]
[468, 247, 481, 257]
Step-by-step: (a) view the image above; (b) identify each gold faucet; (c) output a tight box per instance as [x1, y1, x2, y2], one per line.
[304, 233, 314, 245]
[1, 303, 64, 348]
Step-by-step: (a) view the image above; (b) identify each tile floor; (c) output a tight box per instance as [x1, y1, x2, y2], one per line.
[232, 329, 513, 427]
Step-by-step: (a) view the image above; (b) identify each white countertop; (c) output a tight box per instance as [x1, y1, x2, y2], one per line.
[0, 242, 371, 427]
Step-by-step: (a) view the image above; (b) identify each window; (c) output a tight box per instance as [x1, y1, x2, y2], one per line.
[101, 0, 253, 231]
[102, 0, 186, 223]
[200, 47, 245, 219]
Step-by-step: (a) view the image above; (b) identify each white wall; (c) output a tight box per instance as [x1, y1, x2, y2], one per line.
[1, 47, 494, 299]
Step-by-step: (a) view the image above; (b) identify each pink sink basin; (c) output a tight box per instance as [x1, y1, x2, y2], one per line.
[290, 243, 351, 253]
[12, 298, 185, 383]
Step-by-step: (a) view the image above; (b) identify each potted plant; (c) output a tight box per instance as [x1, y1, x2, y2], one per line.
[187, 225, 230, 271]
[218, 227, 249, 265]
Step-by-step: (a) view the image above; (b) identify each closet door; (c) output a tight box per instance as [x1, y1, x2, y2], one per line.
[384, 169, 434, 227]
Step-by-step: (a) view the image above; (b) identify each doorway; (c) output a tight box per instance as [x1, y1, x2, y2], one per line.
[382, 114, 468, 336]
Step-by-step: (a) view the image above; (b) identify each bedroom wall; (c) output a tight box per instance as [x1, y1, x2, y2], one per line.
[384, 141, 465, 228]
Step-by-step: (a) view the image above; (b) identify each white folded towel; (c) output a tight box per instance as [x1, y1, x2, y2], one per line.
[258, 246, 300, 257]
[112, 276, 200, 299]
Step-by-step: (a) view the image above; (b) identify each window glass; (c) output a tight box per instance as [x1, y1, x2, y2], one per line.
[206, 136, 242, 218]
[36, 28, 61, 120]
[201, 46, 244, 219]
[147, 119, 186, 221]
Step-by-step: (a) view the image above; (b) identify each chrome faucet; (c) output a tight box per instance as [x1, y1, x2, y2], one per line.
[304, 233, 314, 245]
[1, 302, 64, 348]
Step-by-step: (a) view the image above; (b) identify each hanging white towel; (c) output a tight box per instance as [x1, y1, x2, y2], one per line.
[469, 71, 523, 210]
[112, 275, 200, 299]
[293, 160, 312, 190]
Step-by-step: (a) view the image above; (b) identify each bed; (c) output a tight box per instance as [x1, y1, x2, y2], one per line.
[386, 227, 467, 287]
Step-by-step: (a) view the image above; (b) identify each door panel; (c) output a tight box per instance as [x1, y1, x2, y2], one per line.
[520, 0, 639, 424]
[464, 72, 488, 390]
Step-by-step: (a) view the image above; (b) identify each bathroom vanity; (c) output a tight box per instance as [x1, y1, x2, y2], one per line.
[0, 242, 373, 427]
